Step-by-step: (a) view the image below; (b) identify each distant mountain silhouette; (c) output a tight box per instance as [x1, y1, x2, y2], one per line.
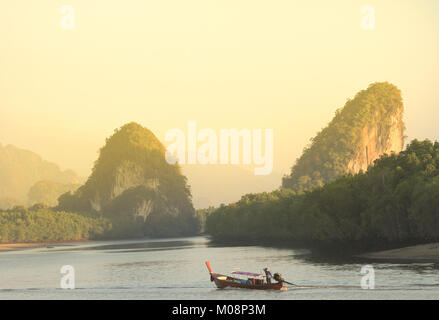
[182, 164, 282, 208]
[0, 143, 80, 209]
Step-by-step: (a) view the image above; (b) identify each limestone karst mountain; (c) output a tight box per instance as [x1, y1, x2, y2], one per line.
[282, 82, 405, 190]
[58, 122, 198, 237]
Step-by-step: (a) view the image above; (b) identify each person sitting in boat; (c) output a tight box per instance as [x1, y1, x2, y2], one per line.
[263, 268, 272, 284]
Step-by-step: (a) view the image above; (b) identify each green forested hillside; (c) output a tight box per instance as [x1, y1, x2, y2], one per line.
[282, 82, 405, 191]
[207, 140, 439, 252]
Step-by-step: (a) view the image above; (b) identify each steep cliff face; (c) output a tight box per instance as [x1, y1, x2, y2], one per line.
[346, 109, 404, 173]
[89, 159, 159, 213]
[58, 122, 198, 237]
[283, 82, 405, 191]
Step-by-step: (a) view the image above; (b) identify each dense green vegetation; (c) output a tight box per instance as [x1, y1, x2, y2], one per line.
[207, 140, 439, 252]
[0, 207, 111, 243]
[58, 122, 199, 238]
[282, 82, 405, 191]
[194, 206, 216, 233]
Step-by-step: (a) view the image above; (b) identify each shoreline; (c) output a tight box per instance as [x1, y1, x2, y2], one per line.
[356, 242, 439, 261]
[0, 239, 91, 252]
[3, 236, 439, 262]
[209, 237, 439, 262]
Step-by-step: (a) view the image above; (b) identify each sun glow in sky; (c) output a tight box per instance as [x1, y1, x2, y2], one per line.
[1, 0, 438, 177]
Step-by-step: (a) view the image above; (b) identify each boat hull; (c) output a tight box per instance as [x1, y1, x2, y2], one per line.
[211, 273, 287, 291]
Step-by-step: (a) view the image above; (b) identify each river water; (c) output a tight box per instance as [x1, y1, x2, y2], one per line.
[0, 236, 438, 299]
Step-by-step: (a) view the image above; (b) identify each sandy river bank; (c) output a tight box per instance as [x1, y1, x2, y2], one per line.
[357, 242, 439, 261]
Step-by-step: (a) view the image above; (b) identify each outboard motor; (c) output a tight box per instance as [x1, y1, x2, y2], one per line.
[273, 273, 283, 283]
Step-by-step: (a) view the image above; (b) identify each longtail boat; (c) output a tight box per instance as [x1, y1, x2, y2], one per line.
[205, 261, 287, 291]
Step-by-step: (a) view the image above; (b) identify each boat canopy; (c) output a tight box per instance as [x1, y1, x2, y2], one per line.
[231, 271, 263, 277]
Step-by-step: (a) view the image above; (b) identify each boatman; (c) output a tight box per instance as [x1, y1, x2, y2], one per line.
[263, 268, 272, 284]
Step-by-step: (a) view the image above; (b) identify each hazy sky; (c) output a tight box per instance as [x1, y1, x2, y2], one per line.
[1, 0, 438, 177]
